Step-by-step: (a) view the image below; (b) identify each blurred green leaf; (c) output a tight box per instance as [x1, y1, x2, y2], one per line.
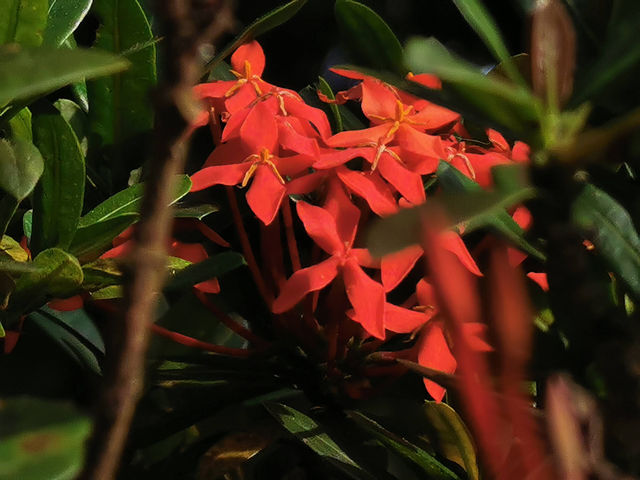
[0, 0, 48, 47]
[403, 36, 540, 137]
[203, 0, 307, 74]
[61, 36, 89, 111]
[335, 0, 405, 75]
[54, 98, 88, 156]
[31, 110, 85, 254]
[347, 411, 460, 480]
[572, 183, 640, 300]
[6, 107, 32, 141]
[265, 403, 374, 480]
[88, 0, 156, 189]
[164, 252, 246, 293]
[423, 402, 479, 480]
[0, 46, 129, 107]
[79, 174, 191, 227]
[450, 0, 523, 86]
[173, 204, 219, 220]
[0, 137, 44, 201]
[42, 0, 92, 47]
[0, 397, 91, 480]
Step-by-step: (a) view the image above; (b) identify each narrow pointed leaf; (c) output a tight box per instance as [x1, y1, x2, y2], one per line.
[70, 213, 137, 259]
[203, 0, 307, 74]
[335, 0, 405, 75]
[265, 403, 374, 480]
[31, 110, 85, 254]
[347, 411, 460, 479]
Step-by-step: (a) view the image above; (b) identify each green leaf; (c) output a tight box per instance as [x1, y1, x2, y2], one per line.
[450, 0, 523, 86]
[572, 183, 640, 300]
[0, 397, 91, 480]
[438, 161, 545, 260]
[367, 169, 537, 257]
[81, 257, 123, 290]
[88, 0, 156, 189]
[39, 304, 105, 354]
[6, 107, 32, 141]
[347, 411, 460, 480]
[165, 252, 246, 292]
[265, 403, 373, 480]
[54, 98, 88, 156]
[0, 137, 44, 200]
[403, 36, 541, 137]
[0, 0, 48, 47]
[61, 36, 89, 111]
[203, 0, 307, 74]
[69, 213, 137, 259]
[79, 174, 192, 227]
[173, 204, 219, 220]
[0, 45, 129, 107]
[42, 0, 92, 47]
[31, 110, 85, 254]
[423, 402, 479, 480]
[334, 0, 405, 75]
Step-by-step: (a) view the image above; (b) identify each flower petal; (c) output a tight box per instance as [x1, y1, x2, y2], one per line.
[272, 256, 340, 313]
[284, 97, 332, 139]
[336, 167, 398, 217]
[286, 171, 327, 195]
[384, 302, 429, 333]
[296, 201, 343, 255]
[381, 245, 423, 292]
[246, 165, 286, 225]
[343, 258, 385, 339]
[417, 321, 457, 402]
[323, 178, 361, 248]
[314, 147, 369, 170]
[440, 231, 482, 276]
[395, 124, 444, 158]
[361, 80, 398, 120]
[240, 101, 278, 153]
[377, 153, 426, 205]
[409, 103, 460, 131]
[325, 124, 391, 148]
[190, 163, 249, 191]
[231, 40, 265, 76]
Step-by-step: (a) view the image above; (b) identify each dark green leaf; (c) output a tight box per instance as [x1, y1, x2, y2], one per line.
[88, 0, 156, 188]
[347, 411, 460, 480]
[70, 213, 137, 259]
[450, 0, 523, 86]
[265, 403, 374, 480]
[0, 45, 129, 107]
[165, 252, 246, 292]
[0, 137, 44, 201]
[54, 99, 88, 156]
[0, 397, 91, 480]
[335, 0, 405, 75]
[572, 183, 640, 300]
[422, 402, 479, 480]
[42, 0, 92, 47]
[61, 36, 89, 111]
[0, 0, 48, 47]
[403, 37, 541, 136]
[39, 304, 105, 353]
[22, 209, 31, 239]
[78, 174, 191, 227]
[31, 110, 85, 253]
[173, 203, 219, 220]
[203, 0, 307, 74]
[81, 257, 123, 290]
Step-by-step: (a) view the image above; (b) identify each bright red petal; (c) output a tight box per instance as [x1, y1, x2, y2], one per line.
[440, 231, 482, 276]
[323, 178, 361, 248]
[170, 241, 207, 263]
[417, 321, 457, 402]
[221, 107, 251, 143]
[325, 124, 391, 148]
[384, 302, 429, 333]
[314, 147, 369, 170]
[190, 163, 249, 191]
[361, 80, 398, 121]
[336, 167, 398, 217]
[381, 245, 423, 292]
[527, 272, 549, 291]
[409, 104, 460, 131]
[230, 40, 265, 76]
[395, 125, 444, 158]
[240, 102, 278, 153]
[278, 119, 319, 157]
[284, 97, 332, 139]
[377, 154, 426, 205]
[272, 257, 340, 313]
[193, 81, 236, 100]
[343, 258, 385, 339]
[246, 165, 286, 225]
[195, 278, 221, 294]
[286, 171, 327, 194]
[48, 295, 84, 312]
[350, 248, 380, 268]
[296, 201, 343, 255]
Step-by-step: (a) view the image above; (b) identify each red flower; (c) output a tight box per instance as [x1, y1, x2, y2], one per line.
[272, 180, 386, 338]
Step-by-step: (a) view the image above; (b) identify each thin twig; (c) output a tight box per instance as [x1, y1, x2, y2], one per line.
[79, 2, 234, 479]
[150, 324, 253, 357]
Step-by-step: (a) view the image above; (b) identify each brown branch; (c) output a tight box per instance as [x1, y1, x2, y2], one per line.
[79, 2, 234, 479]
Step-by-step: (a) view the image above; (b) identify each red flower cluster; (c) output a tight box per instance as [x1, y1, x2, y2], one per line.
[188, 40, 545, 401]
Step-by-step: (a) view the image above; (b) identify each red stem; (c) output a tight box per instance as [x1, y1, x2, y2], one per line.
[194, 290, 270, 347]
[225, 186, 273, 307]
[151, 324, 252, 357]
[281, 199, 301, 272]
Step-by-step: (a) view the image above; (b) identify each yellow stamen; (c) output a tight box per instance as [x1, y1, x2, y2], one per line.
[240, 148, 286, 187]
